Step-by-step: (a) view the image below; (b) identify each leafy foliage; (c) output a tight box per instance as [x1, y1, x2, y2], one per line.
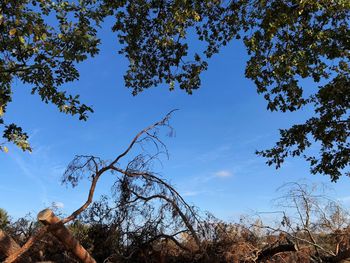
[0, 0, 243, 152]
[107, 0, 242, 95]
[102, 0, 350, 180]
[107, 0, 350, 180]
[1, 0, 349, 180]
[0, 0, 98, 151]
[247, 1, 350, 181]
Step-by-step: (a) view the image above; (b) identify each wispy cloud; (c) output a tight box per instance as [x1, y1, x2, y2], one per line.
[182, 190, 208, 197]
[214, 170, 233, 178]
[182, 191, 200, 197]
[181, 189, 223, 198]
[8, 143, 66, 209]
[196, 144, 232, 163]
[10, 151, 49, 204]
[240, 134, 272, 147]
[52, 201, 64, 209]
[189, 169, 234, 184]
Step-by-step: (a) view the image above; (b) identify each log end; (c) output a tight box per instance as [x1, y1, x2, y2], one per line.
[37, 209, 57, 225]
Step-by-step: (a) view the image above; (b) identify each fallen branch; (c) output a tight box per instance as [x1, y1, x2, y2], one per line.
[257, 241, 297, 261]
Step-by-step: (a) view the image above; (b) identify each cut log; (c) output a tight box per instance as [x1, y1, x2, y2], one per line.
[0, 229, 21, 257]
[37, 209, 96, 263]
[0, 230, 29, 262]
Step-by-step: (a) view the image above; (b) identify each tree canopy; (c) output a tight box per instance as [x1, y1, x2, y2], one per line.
[246, 1, 350, 181]
[1, 0, 349, 180]
[0, 0, 99, 151]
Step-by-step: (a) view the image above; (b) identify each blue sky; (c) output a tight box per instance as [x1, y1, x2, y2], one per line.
[1, 20, 350, 222]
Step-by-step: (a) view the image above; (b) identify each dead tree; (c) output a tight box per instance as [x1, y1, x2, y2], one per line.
[250, 182, 350, 262]
[5, 111, 203, 262]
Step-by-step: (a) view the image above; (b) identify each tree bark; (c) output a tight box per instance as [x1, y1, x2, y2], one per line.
[0, 229, 21, 258]
[37, 209, 96, 263]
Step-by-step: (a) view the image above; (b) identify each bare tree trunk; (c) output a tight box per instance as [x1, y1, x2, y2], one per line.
[37, 209, 96, 263]
[0, 229, 21, 258]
